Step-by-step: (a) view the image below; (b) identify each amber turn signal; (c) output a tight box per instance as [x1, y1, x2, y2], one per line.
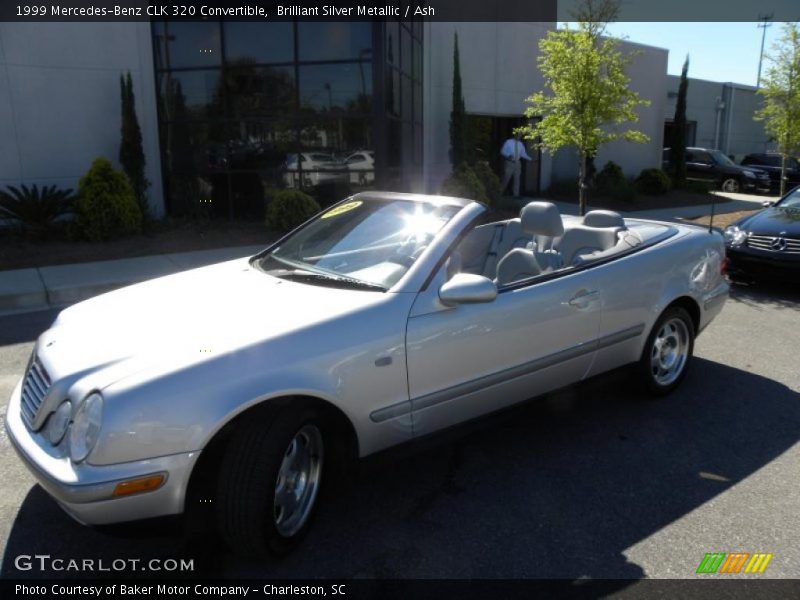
[112, 474, 166, 497]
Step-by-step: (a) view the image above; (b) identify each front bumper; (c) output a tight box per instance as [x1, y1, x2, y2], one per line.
[727, 247, 800, 279]
[5, 379, 199, 525]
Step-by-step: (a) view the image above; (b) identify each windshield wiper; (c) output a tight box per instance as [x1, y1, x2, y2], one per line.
[274, 269, 387, 291]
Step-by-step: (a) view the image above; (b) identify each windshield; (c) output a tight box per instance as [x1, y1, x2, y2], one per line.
[709, 150, 736, 167]
[778, 188, 800, 209]
[258, 198, 462, 290]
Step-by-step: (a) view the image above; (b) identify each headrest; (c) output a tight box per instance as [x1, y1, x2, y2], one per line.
[520, 202, 564, 237]
[583, 210, 625, 229]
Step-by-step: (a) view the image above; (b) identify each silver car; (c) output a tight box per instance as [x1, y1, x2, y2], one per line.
[5, 193, 728, 557]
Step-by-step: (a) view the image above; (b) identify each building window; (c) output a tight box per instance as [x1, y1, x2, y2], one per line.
[153, 21, 421, 218]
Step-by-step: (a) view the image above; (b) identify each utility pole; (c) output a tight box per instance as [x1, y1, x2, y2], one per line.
[756, 14, 773, 88]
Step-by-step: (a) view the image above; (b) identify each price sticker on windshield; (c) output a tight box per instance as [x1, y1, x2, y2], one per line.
[321, 200, 363, 219]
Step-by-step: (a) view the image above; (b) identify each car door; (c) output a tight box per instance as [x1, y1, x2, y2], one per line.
[406, 265, 601, 437]
[686, 150, 716, 183]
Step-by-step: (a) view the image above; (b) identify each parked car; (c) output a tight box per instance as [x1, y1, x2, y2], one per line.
[740, 153, 800, 194]
[724, 186, 800, 279]
[6, 194, 728, 557]
[283, 152, 348, 188]
[663, 147, 771, 193]
[344, 150, 375, 185]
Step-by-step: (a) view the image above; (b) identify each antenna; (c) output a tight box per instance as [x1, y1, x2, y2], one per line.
[757, 14, 773, 89]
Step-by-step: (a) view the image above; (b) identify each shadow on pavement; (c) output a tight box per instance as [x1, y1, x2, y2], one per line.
[2, 357, 797, 587]
[729, 278, 800, 311]
[0, 308, 60, 346]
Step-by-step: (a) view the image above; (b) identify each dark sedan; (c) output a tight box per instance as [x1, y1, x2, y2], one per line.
[724, 187, 800, 279]
[740, 153, 800, 194]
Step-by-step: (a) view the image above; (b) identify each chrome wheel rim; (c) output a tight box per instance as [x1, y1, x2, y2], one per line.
[650, 318, 690, 386]
[273, 424, 324, 537]
[722, 178, 739, 193]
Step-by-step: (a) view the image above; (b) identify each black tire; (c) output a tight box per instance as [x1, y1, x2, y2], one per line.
[215, 404, 327, 558]
[637, 306, 695, 396]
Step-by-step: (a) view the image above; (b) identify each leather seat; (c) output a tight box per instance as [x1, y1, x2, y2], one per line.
[555, 210, 627, 266]
[495, 202, 565, 285]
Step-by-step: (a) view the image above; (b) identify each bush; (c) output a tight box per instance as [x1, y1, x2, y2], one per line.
[613, 179, 638, 203]
[472, 161, 502, 206]
[74, 158, 142, 241]
[0, 184, 74, 238]
[594, 161, 626, 196]
[266, 189, 321, 232]
[439, 163, 489, 204]
[635, 168, 672, 195]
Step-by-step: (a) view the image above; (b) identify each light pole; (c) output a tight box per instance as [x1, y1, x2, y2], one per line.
[757, 14, 773, 89]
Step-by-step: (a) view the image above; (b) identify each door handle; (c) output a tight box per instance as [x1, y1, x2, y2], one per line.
[566, 290, 599, 309]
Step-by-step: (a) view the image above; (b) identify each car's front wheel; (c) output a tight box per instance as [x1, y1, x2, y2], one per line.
[216, 405, 326, 557]
[638, 306, 695, 395]
[720, 177, 740, 193]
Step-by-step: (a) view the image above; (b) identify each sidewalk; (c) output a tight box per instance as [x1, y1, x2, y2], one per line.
[0, 245, 264, 316]
[547, 191, 767, 221]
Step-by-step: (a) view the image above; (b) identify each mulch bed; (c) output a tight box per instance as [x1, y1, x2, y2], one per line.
[0, 220, 278, 271]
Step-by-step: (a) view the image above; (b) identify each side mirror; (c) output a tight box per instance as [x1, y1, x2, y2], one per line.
[439, 273, 497, 306]
[762, 200, 774, 208]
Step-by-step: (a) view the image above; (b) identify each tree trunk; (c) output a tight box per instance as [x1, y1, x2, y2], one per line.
[578, 150, 587, 216]
[780, 153, 787, 197]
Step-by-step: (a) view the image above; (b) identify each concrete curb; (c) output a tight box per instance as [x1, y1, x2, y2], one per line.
[0, 245, 265, 317]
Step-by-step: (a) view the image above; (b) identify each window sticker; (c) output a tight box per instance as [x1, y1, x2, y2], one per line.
[321, 200, 363, 219]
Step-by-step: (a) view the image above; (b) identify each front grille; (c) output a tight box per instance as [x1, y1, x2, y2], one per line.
[746, 234, 800, 254]
[20, 356, 51, 429]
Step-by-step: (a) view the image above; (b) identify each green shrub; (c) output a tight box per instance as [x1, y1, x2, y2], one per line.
[635, 168, 672, 195]
[74, 158, 142, 241]
[440, 164, 489, 204]
[0, 184, 74, 238]
[472, 161, 502, 206]
[613, 179, 638, 203]
[266, 189, 321, 232]
[594, 161, 626, 196]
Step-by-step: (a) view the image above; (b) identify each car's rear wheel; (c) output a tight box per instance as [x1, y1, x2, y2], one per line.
[216, 405, 326, 557]
[638, 306, 695, 396]
[721, 177, 740, 193]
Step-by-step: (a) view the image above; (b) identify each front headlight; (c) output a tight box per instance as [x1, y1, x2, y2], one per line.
[45, 400, 72, 445]
[743, 170, 756, 178]
[724, 225, 747, 247]
[69, 392, 103, 463]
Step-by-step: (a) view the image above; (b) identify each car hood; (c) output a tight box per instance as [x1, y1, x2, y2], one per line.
[38, 257, 387, 387]
[740, 206, 800, 234]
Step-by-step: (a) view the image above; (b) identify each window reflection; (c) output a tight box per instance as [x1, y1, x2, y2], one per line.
[225, 63, 296, 118]
[298, 22, 372, 62]
[298, 64, 372, 114]
[158, 71, 223, 120]
[153, 21, 221, 70]
[224, 22, 294, 64]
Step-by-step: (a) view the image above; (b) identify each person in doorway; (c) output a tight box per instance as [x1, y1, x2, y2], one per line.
[500, 133, 532, 197]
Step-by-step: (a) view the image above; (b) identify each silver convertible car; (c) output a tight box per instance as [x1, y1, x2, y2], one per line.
[6, 193, 728, 556]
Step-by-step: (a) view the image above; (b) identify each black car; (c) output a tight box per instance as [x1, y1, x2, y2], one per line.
[724, 186, 800, 279]
[663, 147, 771, 193]
[740, 153, 800, 194]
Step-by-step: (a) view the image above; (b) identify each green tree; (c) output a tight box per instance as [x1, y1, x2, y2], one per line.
[755, 22, 800, 197]
[449, 32, 467, 170]
[670, 56, 690, 186]
[119, 72, 150, 218]
[517, 0, 649, 215]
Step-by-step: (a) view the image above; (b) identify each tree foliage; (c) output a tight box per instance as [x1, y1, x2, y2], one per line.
[670, 56, 690, 186]
[755, 22, 800, 197]
[517, 0, 649, 215]
[119, 72, 150, 219]
[449, 32, 467, 170]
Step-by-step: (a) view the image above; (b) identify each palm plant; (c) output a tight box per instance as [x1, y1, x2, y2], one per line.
[0, 184, 74, 238]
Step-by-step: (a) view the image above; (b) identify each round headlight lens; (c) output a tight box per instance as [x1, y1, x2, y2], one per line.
[724, 226, 747, 247]
[69, 393, 103, 463]
[45, 401, 72, 445]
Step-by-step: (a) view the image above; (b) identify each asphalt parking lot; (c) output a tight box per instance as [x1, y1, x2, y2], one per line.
[0, 280, 798, 584]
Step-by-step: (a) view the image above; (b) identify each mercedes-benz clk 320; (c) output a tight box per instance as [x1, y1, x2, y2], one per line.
[6, 193, 728, 557]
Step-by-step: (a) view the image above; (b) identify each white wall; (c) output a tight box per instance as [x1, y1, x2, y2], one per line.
[423, 22, 551, 192]
[0, 22, 164, 216]
[424, 24, 668, 193]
